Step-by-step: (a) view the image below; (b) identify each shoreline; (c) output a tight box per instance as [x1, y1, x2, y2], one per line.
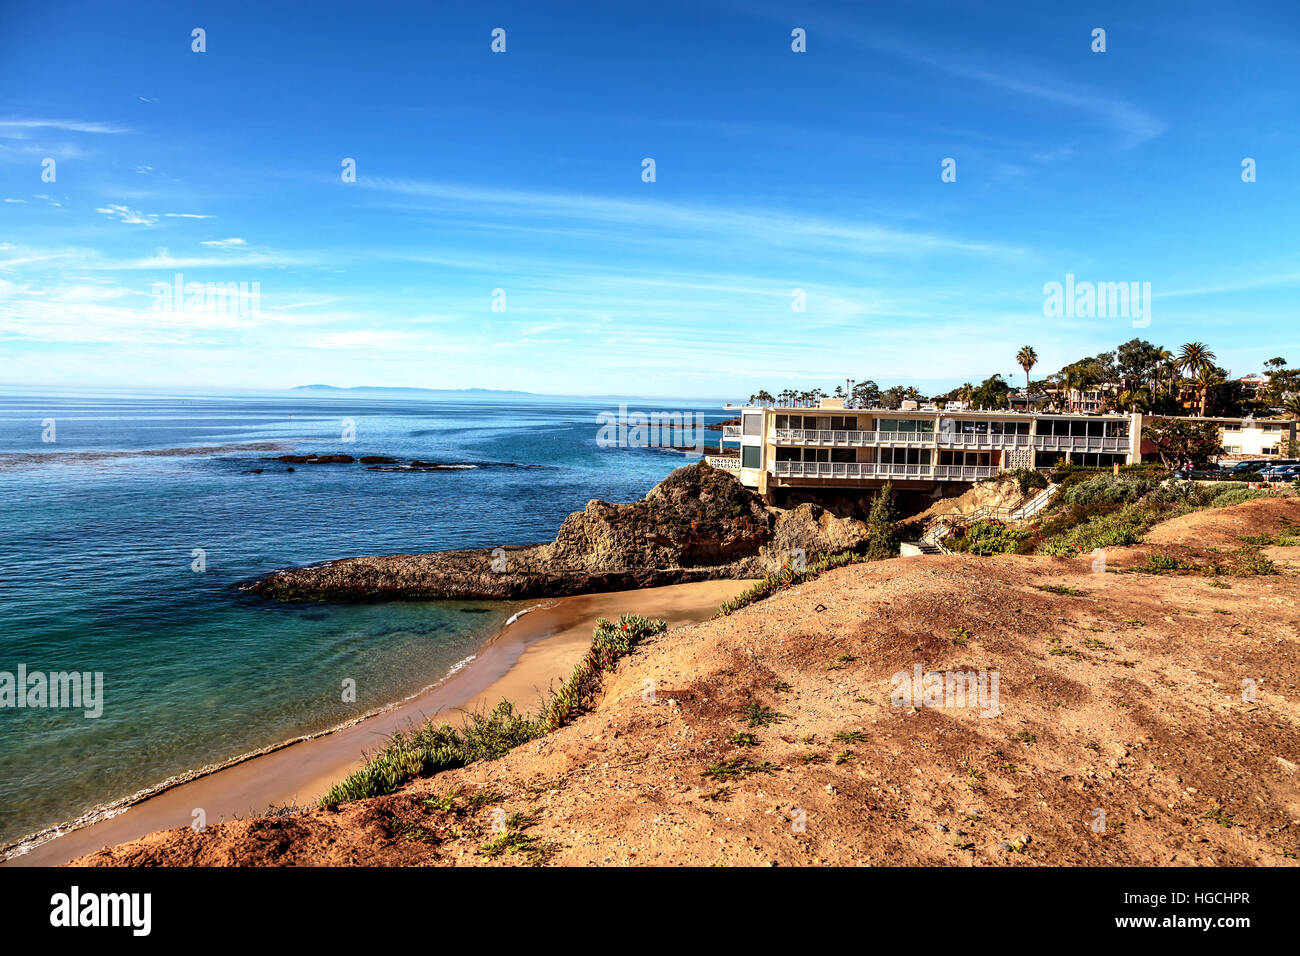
[3, 578, 752, 867]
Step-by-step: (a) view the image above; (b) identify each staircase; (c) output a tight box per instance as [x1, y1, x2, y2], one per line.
[911, 481, 1060, 555]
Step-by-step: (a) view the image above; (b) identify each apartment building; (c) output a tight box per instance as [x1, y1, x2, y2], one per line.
[1186, 416, 1296, 458]
[710, 398, 1140, 495]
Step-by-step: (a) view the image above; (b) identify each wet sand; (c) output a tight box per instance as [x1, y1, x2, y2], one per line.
[5, 578, 753, 867]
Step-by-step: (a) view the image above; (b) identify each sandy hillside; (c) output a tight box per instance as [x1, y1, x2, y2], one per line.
[78, 497, 1300, 867]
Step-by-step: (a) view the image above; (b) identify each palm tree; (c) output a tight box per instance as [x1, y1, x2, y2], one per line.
[1284, 394, 1300, 421]
[1116, 386, 1151, 412]
[958, 382, 973, 407]
[1015, 345, 1038, 395]
[1177, 342, 1217, 415]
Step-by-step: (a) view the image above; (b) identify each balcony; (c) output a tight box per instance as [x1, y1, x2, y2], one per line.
[721, 425, 742, 439]
[933, 464, 998, 480]
[1032, 435, 1128, 453]
[935, 432, 1032, 449]
[770, 462, 996, 481]
[705, 455, 740, 471]
[772, 428, 932, 446]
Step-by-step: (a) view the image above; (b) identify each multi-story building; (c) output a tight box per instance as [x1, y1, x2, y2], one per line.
[1166, 415, 1297, 459]
[710, 398, 1140, 496]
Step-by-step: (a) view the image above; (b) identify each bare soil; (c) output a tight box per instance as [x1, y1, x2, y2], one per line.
[77, 497, 1300, 867]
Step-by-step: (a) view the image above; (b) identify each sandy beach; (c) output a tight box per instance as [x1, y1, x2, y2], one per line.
[4, 578, 753, 867]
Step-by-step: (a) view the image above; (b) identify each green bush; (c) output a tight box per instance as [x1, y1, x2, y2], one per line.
[1055, 473, 1157, 508]
[1208, 485, 1270, 509]
[946, 519, 1032, 555]
[1036, 503, 1173, 556]
[865, 482, 900, 560]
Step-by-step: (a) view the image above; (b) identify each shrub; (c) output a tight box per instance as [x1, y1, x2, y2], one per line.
[1036, 503, 1172, 556]
[1055, 473, 1157, 508]
[946, 519, 1032, 555]
[1208, 485, 1270, 509]
[1003, 468, 1048, 497]
[865, 482, 900, 559]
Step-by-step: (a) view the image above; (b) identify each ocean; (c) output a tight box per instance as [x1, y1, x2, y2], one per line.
[0, 389, 724, 849]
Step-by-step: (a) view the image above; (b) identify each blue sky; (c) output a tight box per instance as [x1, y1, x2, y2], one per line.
[1, 0, 1297, 399]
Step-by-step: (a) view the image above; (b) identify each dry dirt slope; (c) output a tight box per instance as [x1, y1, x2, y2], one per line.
[80, 498, 1300, 866]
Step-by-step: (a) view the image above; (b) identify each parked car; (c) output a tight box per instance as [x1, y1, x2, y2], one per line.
[1261, 463, 1300, 480]
[1175, 465, 1226, 480]
[1227, 460, 1271, 475]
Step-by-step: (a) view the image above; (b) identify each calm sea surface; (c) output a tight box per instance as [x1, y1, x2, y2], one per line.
[0, 389, 723, 848]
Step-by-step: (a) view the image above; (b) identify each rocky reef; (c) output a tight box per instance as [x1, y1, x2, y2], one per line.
[245, 462, 873, 601]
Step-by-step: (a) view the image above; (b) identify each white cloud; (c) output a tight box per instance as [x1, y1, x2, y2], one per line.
[96, 204, 156, 226]
[199, 238, 247, 248]
[0, 118, 130, 136]
[163, 213, 212, 219]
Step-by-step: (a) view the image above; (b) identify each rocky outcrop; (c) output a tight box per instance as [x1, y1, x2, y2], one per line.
[246, 462, 873, 601]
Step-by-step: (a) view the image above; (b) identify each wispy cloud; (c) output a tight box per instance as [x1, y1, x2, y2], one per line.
[199, 238, 247, 248]
[0, 118, 130, 136]
[96, 204, 156, 225]
[362, 176, 1026, 259]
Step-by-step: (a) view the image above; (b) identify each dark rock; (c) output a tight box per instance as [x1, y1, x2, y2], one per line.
[245, 462, 873, 602]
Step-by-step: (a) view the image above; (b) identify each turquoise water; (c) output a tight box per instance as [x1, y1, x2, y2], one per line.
[0, 390, 721, 848]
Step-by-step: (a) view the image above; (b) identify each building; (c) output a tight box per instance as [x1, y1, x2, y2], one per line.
[710, 398, 1140, 496]
[1239, 374, 1269, 396]
[1160, 415, 1297, 459]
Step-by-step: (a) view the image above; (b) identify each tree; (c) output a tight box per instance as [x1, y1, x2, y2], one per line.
[851, 379, 881, 408]
[1176, 342, 1217, 415]
[970, 373, 1010, 410]
[1115, 386, 1152, 412]
[865, 482, 900, 559]
[1142, 419, 1224, 467]
[1015, 345, 1038, 394]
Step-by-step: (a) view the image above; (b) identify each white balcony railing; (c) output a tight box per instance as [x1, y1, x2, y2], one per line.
[1032, 435, 1128, 452]
[935, 432, 1032, 448]
[721, 425, 742, 439]
[769, 461, 997, 482]
[705, 455, 741, 471]
[772, 428, 932, 446]
[933, 464, 998, 480]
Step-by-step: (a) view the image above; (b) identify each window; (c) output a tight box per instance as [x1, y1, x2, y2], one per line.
[879, 418, 933, 433]
[741, 445, 761, 468]
[831, 448, 856, 463]
[775, 447, 799, 461]
[742, 413, 763, 436]
[775, 415, 790, 429]
[881, 447, 931, 465]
